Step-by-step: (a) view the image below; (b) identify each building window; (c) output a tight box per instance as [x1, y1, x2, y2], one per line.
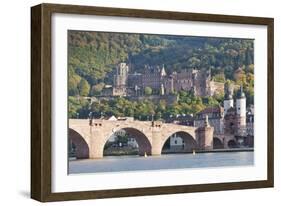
[175, 140, 177, 144]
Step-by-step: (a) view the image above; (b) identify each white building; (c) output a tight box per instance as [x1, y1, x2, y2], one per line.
[169, 133, 185, 150]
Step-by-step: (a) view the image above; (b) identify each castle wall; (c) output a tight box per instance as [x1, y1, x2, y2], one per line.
[112, 63, 225, 97]
[172, 70, 194, 92]
[209, 81, 224, 96]
[128, 73, 142, 88]
[142, 73, 163, 90]
[164, 78, 174, 94]
[224, 99, 234, 115]
[193, 71, 209, 96]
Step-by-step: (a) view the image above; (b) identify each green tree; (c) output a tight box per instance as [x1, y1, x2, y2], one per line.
[187, 57, 201, 68]
[245, 86, 254, 106]
[158, 100, 167, 112]
[78, 79, 90, 96]
[68, 68, 81, 96]
[116, 134, 128, 146]
[144, 86, 152, 96]
[247, 64, 254, 74]
[91, 82, 105, 96]
[212, 73, 225, 83]
[68, 97, 90, 118]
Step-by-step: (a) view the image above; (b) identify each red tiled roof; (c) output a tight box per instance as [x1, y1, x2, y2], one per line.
[197, 106, 223, 115]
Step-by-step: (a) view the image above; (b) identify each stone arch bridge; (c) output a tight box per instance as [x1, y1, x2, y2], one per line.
[69, 119, 214, 159]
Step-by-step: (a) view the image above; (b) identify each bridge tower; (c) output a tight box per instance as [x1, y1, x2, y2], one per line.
[196, 115, 214, 150]
[223, 81, 234, 116]
[236, 85, 246, 127]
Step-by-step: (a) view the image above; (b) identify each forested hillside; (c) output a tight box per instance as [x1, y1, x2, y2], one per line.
[68, 31, 254, 119]
[68, 31, 254, 96]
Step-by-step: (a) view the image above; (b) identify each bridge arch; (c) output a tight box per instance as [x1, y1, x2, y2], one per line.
[228, 139, 238, 148]
[102, 127, 152, 156]
[68, 128, 90, 159]
[213, 137, 224, 149]
[161, 131, 197, 153]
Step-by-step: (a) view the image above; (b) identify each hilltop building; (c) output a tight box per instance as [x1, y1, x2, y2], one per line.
[112, 63, 129, 96]
[112, 62, 224, 97]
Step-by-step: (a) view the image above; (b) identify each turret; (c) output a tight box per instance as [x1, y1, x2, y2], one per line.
[223, 82, 234, 116]
[160, 64, 167, 76]
[236, 85, 246, 126]
[113, 63, 129, 96]
[117, 63, 129, 76]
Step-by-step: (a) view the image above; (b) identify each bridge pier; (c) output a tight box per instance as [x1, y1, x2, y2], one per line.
[151, 122, 164, 156]
[89, 126, 104, 159]
[151, 132, 162, 156]
[195, 117, 214, 150]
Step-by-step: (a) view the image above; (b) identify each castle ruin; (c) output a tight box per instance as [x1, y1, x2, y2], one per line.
[112, 63, 224, 97]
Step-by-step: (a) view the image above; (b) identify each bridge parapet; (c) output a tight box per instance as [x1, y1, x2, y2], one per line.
[152, 121, 163, 127]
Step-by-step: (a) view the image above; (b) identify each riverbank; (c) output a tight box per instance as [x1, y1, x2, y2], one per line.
[104, 147, 139, 156]
[74, 148, 255, 157]
[162, 147, 254, 154]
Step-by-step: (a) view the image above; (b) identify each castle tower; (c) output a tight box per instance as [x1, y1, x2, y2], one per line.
[164, 76, 174, 94]
[113, 63, 129, 96]
[223, 82, 234, 116]
[236, 85, 246, 126]
[204, 69, 212, 96]
[115, 63, 129, 81]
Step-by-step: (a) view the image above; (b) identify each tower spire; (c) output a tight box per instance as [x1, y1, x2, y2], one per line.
[236, 84, 246, 126]
[223, 81, 234, 116]
[237, 84, 245, 99]
[160, 64, 167, 76]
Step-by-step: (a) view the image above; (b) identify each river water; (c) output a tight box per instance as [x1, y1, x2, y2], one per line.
[68, 151, 254, 174]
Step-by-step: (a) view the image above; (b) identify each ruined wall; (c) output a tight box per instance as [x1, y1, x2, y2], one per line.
[209, 81, 224, 96]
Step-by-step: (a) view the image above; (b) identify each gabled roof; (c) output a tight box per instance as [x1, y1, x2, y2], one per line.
[103, 115, 117, 121]
[197, 106, 223, 115]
